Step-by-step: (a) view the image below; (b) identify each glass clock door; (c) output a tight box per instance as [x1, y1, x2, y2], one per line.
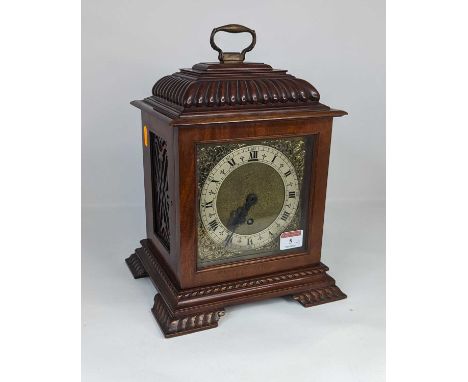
[196, 136, 313, 268]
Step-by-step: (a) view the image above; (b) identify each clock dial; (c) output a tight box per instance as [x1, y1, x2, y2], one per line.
[200, 145, 300, 251]
[197, 137, 309, 268]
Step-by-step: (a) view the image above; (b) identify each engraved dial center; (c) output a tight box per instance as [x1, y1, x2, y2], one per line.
[218, 163, 284, 235]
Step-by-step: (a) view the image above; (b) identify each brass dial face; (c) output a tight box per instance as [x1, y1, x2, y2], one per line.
[197, 137, 308, 268]
[200, 145, 300, 251]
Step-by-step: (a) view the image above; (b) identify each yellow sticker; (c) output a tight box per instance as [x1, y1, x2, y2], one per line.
[143, 125, 148, 147]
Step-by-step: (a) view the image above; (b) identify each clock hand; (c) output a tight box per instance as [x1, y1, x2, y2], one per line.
[224, 208, 243, 247]
[224, 193, 258, 247]
[227, 193, 258, 229]
[224, 231, 235, 247]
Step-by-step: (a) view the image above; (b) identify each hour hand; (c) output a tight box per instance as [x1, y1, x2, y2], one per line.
[224, 231, 234, 247]
[227, 193, 258, 229]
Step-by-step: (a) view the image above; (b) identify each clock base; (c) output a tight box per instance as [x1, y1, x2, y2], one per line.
[126, 239, 346, 338]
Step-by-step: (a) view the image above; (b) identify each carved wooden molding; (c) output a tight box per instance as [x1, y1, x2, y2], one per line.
[138, 243, 179, 296]
[152, 75, 320, 108]
[179, 265, 328, 300]
[292, 285, 347, 307]
[152, 294, 224, 338]
[125, 253, 148, 279]
[145, 62, 325, 114]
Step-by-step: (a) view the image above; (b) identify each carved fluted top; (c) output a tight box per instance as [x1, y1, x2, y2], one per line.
[148, 63, 322, 110]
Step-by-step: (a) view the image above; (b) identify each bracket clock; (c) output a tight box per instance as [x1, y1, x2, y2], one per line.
[125, 24, 348, 338]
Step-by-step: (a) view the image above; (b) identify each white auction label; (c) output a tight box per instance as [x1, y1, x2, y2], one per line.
[280, 230, 303, 250]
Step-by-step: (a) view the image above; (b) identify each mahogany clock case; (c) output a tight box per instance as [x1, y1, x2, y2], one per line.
[125, 24, 347, 337]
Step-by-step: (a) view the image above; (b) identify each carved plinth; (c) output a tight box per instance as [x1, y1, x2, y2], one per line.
[126, 240, 346, 338]
[125, 253, 148, 279]
[152, 294, 225, 338]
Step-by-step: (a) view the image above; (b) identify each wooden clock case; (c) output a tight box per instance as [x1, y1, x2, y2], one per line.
[126, 25, 347, 338]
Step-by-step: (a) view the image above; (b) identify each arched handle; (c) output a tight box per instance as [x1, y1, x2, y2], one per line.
[210, 24, 256, 63]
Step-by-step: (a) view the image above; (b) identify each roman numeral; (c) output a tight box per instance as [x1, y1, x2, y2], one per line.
[227, 158, 236, 166]
[289, 191, 296, 198]
[202, 200, 213, 209]
[280, 211, 291, 221]
[209, 178, 219, 183]
[208, 220, 219, 231]
[271, 155, 277, 163]
[248, 151, 258, 161]
[269, 231, 274, 236]
[247, 237, 253, 245]
[284, 170, 292, 177]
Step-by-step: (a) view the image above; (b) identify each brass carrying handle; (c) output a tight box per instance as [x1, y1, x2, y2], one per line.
[210, 24, 256, 63]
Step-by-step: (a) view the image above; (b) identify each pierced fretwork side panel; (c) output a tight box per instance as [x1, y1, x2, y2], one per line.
[150, 132, 171, 252]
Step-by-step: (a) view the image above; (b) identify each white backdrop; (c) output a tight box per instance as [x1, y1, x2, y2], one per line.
[82, 1, 385, 381]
